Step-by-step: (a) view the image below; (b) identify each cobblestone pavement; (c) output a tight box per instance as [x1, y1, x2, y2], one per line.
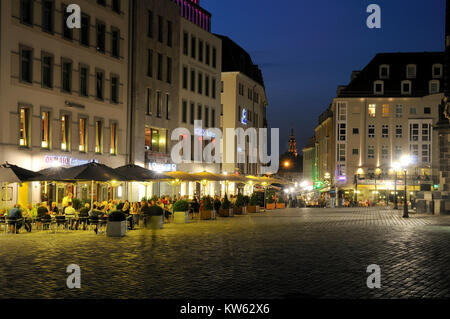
[1, 208, 450, 299]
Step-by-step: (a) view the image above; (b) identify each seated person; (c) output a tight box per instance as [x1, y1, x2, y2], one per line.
[64, 201, 78, 230]
[51, 202, 60, 216]
[89, 205, 103, 234]
[8, 204, 24, 233]
[37, 202, 51, 229]
[21, 207, 32, 232]
[78, 203, 90, 230]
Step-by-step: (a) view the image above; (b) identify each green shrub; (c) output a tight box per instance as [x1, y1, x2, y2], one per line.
[203, 196, 213, 210]
[213, 199, 222, 211]
[221, 194, 231, 209]
[108, 211, 126, 222]
[72, 198, 82, 210]
[173, 200, 189, 212]
[277, 196, 284, 204]
[147, 205, 164, 216]
[266, 190, 276, 204]
[235, 193, 245, 208]
[243, 195, 250, 206]
[250, 193, 258, 206]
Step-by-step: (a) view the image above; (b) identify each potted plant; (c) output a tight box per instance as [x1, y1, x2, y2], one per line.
[213, 198, 221, 217]
[276, 196, 286, 209]
[200, 196, 214, 220]
[144, 205, 164, 229]
[106, 211, 127, 237]
[266, 191, 276, 210]
[234, 193, 245, 215]
[248, 193, 259, 213]
[219, 194, 233, 217]
[173, 200, 189, 224]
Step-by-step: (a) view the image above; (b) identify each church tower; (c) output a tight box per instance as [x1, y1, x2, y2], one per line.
[288, 128, 298, 157]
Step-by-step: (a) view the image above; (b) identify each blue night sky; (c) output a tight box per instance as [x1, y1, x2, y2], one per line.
[202, 0, 445, 153]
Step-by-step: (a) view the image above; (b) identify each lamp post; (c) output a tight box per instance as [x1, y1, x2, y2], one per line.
[400, 155, 411, 218]
[391, 162, 401, 210]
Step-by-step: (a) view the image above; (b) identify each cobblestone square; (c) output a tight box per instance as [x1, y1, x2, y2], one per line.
[1, 208, 450, 299]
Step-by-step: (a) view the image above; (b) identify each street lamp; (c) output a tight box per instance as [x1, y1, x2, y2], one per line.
[400, 155, 411, 218]
[391, 162, 401, 210]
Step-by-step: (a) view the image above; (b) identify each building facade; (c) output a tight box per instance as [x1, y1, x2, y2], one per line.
[332, 52, 444, 204]
[0, 0, 129, 206]
[314, 106, 334, 192]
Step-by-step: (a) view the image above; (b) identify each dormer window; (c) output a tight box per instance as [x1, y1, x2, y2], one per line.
[406, 64, 416, 79]
[374, 81, 384, 95]
[432, 64, 443, 78]
[401, 80, 412, 95]
[429, 80, 440, 94]
[379, 65, 389, 79]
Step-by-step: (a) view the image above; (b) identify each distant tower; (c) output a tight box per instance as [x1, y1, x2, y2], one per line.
[288, 128, 298, 157]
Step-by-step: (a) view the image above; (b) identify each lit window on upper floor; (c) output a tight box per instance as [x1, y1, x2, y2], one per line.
[368, 104, 376, 118]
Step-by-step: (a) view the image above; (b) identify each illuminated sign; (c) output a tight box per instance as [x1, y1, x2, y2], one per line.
[149, 162, 177, 173]
[44, 155, 97, 167]
[241, 108, 247, 125]
[194, 128, 216, 138]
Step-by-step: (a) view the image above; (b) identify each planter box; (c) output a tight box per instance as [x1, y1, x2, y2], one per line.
[266, 203, 276, 210]
[200, 210, 214, 220]
[233, 207, 243, 215]
[242, 206, 248, 215]
[248, 205, 257, 213]
[148, 215, 163, 229]
[174, 211, 189, 224]
[106, 221, 127, 237]
[276, 203, 285, 209]
[256, 206, 260, 213]
[219, 208, 234, 217]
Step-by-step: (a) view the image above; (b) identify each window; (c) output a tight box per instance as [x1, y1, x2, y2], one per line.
[422, 123, 431, 142]
[190, 103, 195, 125]
[396, 125, 403, 138]
[41, 111, 50, 149]
[182, 66, 188, 89]
[148, 11, 154, 38]
[19, 107, 30, 147]
[338, 123, 346, 141]
[80, 14, 90, 46]
[368, 125, 375, 138]
[96, 21, 106, 53]
[205, 107, 209, 128]
[182, 101, 187, 123]
[212, 47, 217, 68]
[112, 0, 121, 14]
[424, 107, 431, 114]
[410, 144, 419, 162]
[211, 109, 216, 127]
[111, 75, 119, 104]
[352, 149, 359, 155]
[80, 66, 89, 97]
[166, 57, 172, 84]
[337, 144, 346, 162]
[239, 83, 244, 96]
[95, 120, 103, 154]
[156, 91, 162, 118]
[147, 50, 153, 77]
[410, 107, 417, 115]
[394, 146, 402, 159]
[199, 40, 204, 62]
[205, 75, 210, 96]
[206, 43, 210, 65]
[42, 54, 53, 89]
[111, 28, 120, 58]
[197, 104, 202, 121]
[422, 144, 430, 164]
[382, 125, 389, 138]
[353, 128, 359, 135]
[198, 73, 203, 94]
[167, 20, 172, 47]
[368, 146, 375, 159]
[191, 69, 196, 92]
[20, 0, 33, 25]
[410, 123, 419, 142]
[157, 53, 163, 81]
[61, 59, 72, 93]
[61, 114, 70, 151]
[165, 94, 170, 120]
[401, 81, 411, 95]
[406, 64, 416, 78]
[395, 105, 403, 118]
[183, 32, 188, 55]
[110, 122, 118, 155]
[20, 47, 33, 83]
[212, 79, 216, 99]
[374, 81, 384, 95]
[432, 64, 443, 78]
[429, 80, 440, 94]
[191, 36, 196, 59]
[79, 118, 87, 153]
[379, 65, 389, 79]
[368, 104, 376, 117]
[42, 0, 54, 33]
[96, 70, 104, 100]
[382, 146, 389, 160]
[382, 104, 389, 118]
[146, 88, 152, 115]
[158, 16, 163, 43]
[62, 5, 73, 40]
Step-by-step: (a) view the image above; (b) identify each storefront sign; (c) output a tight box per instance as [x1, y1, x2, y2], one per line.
[358, 179, 404, 186]
[44, 155, 97, 167]
[149, 162, 177, 172]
